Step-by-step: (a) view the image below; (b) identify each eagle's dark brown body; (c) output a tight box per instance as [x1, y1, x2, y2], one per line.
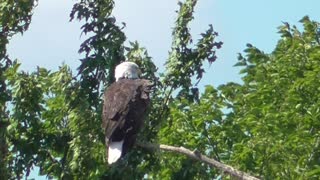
[102, 79, 152, 162]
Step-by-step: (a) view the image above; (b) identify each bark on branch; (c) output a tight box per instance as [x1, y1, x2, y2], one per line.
[136, 142, 260, 180]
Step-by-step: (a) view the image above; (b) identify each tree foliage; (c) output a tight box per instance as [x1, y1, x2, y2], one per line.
[220, 17, 320, 179]
[0, 0, 38, 179]
[1, 0, 320, 179]
[158, 16, 320, 179]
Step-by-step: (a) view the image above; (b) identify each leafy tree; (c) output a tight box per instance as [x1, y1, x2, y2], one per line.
[218, 16, 320, 179]
[1, 0, 221, 179]
[153, 16, 320, 179]
[1, 0, 320, 179]
[0, 0, 37, 179]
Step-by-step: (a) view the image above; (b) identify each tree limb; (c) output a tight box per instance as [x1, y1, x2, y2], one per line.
[136, 142, 260, 180]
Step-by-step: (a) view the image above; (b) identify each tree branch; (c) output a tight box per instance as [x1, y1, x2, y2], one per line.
[136, 142, 260, 180]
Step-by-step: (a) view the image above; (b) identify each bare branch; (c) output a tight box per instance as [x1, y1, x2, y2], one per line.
[136, 142, 260, 180]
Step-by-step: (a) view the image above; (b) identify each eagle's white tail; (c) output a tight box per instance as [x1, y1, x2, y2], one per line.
[108, 140, 123, 164]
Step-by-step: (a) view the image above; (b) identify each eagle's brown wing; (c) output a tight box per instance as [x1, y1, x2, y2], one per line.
[102, 79, 152, 147]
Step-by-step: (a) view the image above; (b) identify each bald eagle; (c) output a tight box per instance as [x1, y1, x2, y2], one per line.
[102, 62, 152, 164]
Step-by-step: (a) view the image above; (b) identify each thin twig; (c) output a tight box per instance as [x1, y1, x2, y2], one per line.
[136, 142, 260, 180]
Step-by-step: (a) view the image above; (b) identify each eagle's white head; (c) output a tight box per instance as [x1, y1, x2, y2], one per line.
[115, 62, 141, 81]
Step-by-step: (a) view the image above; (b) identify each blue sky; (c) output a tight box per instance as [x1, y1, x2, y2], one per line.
[7, 1, 320, 86]
[7, 0, 320, 179]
